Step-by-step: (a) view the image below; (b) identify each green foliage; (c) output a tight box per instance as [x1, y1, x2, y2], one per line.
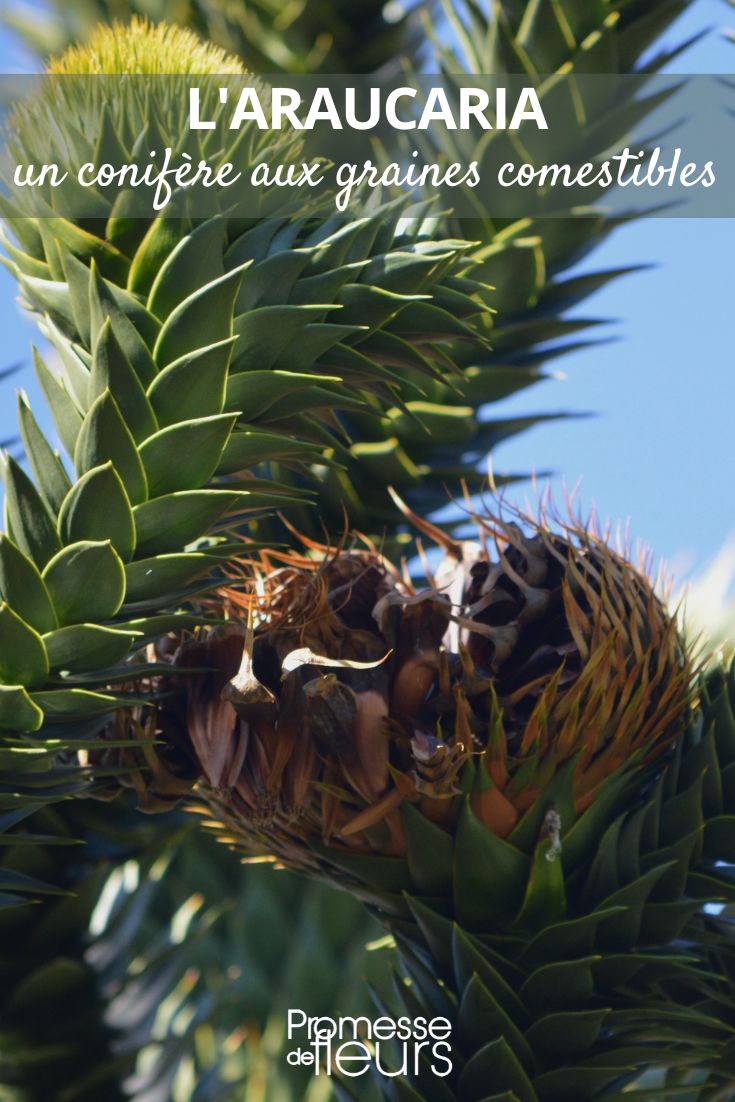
[0, 49, 500, 731]
[0, 801, 386, 1102]
[386, 0, 699, 520]
[314, 661, 735, 1100]
[0, 202, 490, 729]
[0, 56, 495, 731]
[1, 2, 700, 539]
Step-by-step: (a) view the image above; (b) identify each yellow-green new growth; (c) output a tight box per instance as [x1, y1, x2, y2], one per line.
[47, 16, 245, 74]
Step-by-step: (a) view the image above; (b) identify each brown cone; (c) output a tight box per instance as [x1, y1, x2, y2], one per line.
[107, 510, 691, 863]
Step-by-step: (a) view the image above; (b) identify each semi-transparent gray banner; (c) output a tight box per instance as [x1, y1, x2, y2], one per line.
[0, 74, 731, 218]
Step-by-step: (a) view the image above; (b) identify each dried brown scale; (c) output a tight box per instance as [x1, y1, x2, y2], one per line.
[101, 509, 691, 860]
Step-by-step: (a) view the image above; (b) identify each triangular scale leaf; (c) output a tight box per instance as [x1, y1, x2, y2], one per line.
[0, 535, 57, 634]
[57, 463, 136, 562]
[402, 894, 455, 978]
[452, 925, 529, 1024]
[2, 456, 61, 569]
[16, 394, 72, 515]
[88, 261, 157, 385]
[308, 839, 410, 893]
[225, 369, 344, 421]
[457, 973, 537, 1072]
[454, 798, 530, 928]
[123, 551, 227, 605]
[29, 688, 143, 720]
[153, 265, 245, 367]
[43, 624, 139, 673]
[458, 1036, 538, 1102]
[517, 907, 626, 970]
[42, 540, 126, 625]
[132, 490, 244, 557]
[139, 414, 236, 497]
[512, 833, 567, 933]
[32, 346, 83, 460]
[148, 216, 226, 319]
[519, 956, 597, 1011]
[74, 392, 148, 507]
[230, 304, 333, 372]
[401, 803, 453, 896]
[127, 215, 190, 297]
[218, 429, 321, 474]
[0, 685, 44, 732]
[146, 338, 235, 427]
[525, 1008, 610, 1060]
[0, 603, 49, 688]
[90, 318, 157, 443]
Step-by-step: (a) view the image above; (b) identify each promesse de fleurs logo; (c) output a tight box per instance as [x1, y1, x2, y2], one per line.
[286, 1010, 453, 1079]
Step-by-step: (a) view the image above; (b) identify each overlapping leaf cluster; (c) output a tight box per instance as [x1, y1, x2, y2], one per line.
[0, 29, 481, 1095]
[402, 0, 699, 507]
[1, 2, 700, 533]
[0, 195, 490, 727]
[0, 26, 494, 735]
[325, 662, 735, 1102]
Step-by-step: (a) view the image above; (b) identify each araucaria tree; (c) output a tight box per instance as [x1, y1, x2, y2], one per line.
[2, 11, 735, 1102]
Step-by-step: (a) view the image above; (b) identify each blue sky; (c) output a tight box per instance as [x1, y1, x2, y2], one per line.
[0, 0, 732, 586]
